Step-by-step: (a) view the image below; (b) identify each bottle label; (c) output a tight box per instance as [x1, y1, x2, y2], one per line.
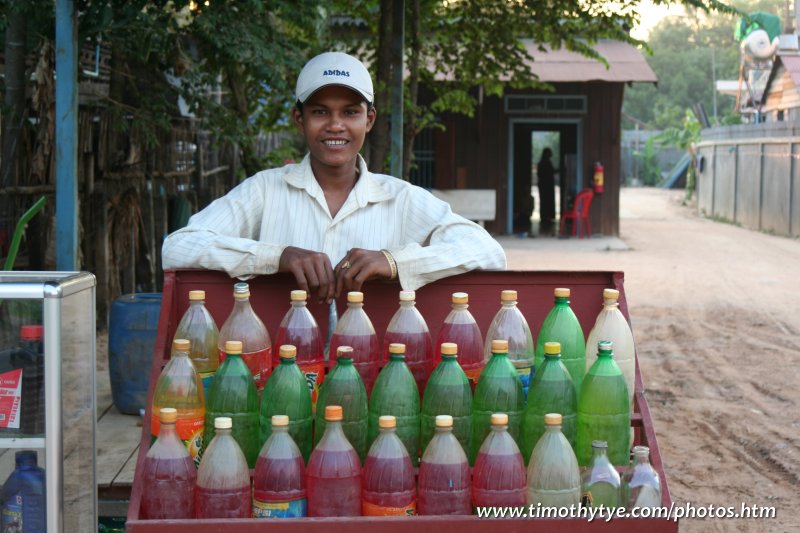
[150, 415, 205, 464]
[252, 497, 307, 518]
[0, 368, 23, 429]
[198, 370, 215, 397]
[1, 495, 23, 528]
[219, 347, 271, 390]
[516, 365, 533, 392]
[362, 499, 416, 516]
[297, 361, 325, 411]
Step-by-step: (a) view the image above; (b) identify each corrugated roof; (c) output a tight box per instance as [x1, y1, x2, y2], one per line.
[521, 39, 657, 83]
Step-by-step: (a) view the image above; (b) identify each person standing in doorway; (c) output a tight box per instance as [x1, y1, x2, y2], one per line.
[537, 148, 557, 236]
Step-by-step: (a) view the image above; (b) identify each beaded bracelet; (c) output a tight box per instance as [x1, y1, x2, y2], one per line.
[380, 249, 398, 280]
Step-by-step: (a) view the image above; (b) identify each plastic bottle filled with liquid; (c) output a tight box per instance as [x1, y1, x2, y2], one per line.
[314, 347, 368, 461]
[585, 288, 636, 407]
[483, 290, 535, 397]
[576, 341, 630, 466]
[472, 413, 526, 507]
[417, 415, 471, 515]
[521, 341, 577, 464]
[194, 416, 251, 518]
[307, 405, 362, 516]
[622, 445, 662, 510]
[1, 450, 46, 532]
[526, 413, 580, 508]
[173, 290, 219, 395]
[253, 415, 307, 518]
[259, 345, 313, 462]
[535, 287, 586, 394]
[581, 440, 621, 509]
[329, 291, 380, 394]
[420, 343, 472, 458]
[140, 408, 196, 519]
[151, 339, 205, 465]
[273, 290, 325, 408]
[383, 290, 433, 394]
[471, 340, 524, 463]
[204, 340, 260, 468]
[436, 292, 484, 387]
[367, 343, 420, 465]
[218, 282, 272, 390]
[362, 415, 416, 516]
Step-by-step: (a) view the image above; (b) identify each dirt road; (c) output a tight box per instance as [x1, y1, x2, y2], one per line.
[500, 187, 800, 532]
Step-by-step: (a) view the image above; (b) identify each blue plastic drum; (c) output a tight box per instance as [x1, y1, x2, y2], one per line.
[108, 293, 162, 414]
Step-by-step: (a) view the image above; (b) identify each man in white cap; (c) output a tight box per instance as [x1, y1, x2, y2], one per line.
[162, 52, 506, 303]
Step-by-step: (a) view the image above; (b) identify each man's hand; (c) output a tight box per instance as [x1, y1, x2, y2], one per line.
[334, 248, 393, 297]
[278, 246, 335, 304]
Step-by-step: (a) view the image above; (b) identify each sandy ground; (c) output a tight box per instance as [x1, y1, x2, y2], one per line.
[500, 187, 800, 532]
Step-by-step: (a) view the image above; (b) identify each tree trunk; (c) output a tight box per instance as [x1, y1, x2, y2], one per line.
[368, 0, 393, 174]
[402, 0, 420, 181]
[1, 8, 28, 222]
[225, 64, 262, 177]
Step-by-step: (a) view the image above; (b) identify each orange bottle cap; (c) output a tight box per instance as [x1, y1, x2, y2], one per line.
[173, 339, 191, 351]
[491, 340, 508, 353]
[378, 415, 396, 428]
[325, 405, 343, 421]
[491, 413, 509, 426]
[272, 415, 289, 427]
[500, 290, 517, 301]
[554, 288, 570, 298]
[290, 290, 307, 301]
[347, 291, 364, 303]
[159, 407, 178, 423]
[279, 345, 297, 358]
[224, 340, 243, 354]
[440, 342, 458, 356]
[544, 413, 562, 426]
[389, 343, 406, 354]
[451, 292, 468, 304]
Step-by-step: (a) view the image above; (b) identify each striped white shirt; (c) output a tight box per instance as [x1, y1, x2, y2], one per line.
[161, 154, 506, 290]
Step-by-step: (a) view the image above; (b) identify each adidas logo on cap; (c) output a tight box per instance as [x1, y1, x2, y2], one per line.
[323, 69, 350, 77]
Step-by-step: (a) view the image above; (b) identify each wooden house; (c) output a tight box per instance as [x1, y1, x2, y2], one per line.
[762, 53, 800, 122]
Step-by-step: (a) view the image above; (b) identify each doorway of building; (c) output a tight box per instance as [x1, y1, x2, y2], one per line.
[507, 119, 581, 236]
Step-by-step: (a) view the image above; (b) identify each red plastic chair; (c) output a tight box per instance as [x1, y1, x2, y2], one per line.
[559, 188, 594, 238]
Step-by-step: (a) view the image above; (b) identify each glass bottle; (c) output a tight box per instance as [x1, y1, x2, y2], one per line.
[204, 340, 260, 468]
[367, 343, 420, 465]
[194, 416, 251, 518]
[307, 405, 362, 516]
[585, 288, 636, 407]
[151, 339, 205, 465]
[362, 415, 416, 516]
[581, 440, 621, 509]
[420, 342, 472, 458]
[576, 341, 631, 466]
[526, 413, 581, 508]
[383, 290, 434, 395]
[218, 282, 272, 390]
[259, 344, 313, 462]
[1, 450, 46, 532]
[483, 290, 535, 397]
[329, 291, 380, 394]
[534, 287, 586, 394]
[418, 415, 471, 515]
[472, 413, 526, 507]
[173, 289, 219, 395]
[314, 347, 369, 461]
[471, 340, 524, 464]
[140, 408, 196, 519]
[273, 290, 325, 409]
[436, 292, 484, 387]
[521, 341, 577, 464]
[253, 415, 307, 518]
[622, 445, 662, 510]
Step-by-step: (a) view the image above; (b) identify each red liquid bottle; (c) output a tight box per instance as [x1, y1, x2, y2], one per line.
[307, 405, 362, 516]
[362, 415, 416, 516]
[218, 282, 272, 390]
[140, 408, 196, 519]
[273, 290, 325, 409]
[436, 292, 484, 388]
[253, 415, 307, 518]
[472, 413, 527, 507]
[383, 290, 434, 395]
[418, 415, 471, 515]
[329, 291, 379, 394]
[194, 416, 251, 518]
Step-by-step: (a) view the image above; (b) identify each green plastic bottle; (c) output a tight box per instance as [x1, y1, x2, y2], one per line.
[367, 343, 421, 465]
[204, 340, 260, 468]
[521, 341, 577, 464]
[470, 339, 524, 464]
[535, 287, 586, 394]
[420, 342, 472, 457]
[259, 344, 313, 462]
[576, 341, 631, 466]
[314, 346, 369, 461]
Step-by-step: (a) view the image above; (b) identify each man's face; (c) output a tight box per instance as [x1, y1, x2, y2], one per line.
[293, 85, 376, 172]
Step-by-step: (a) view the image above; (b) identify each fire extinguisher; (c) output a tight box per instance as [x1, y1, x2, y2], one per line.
[593, 161, 604, 194]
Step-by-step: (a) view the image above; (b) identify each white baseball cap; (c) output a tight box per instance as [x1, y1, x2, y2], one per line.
[295, 52, 374, 105]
